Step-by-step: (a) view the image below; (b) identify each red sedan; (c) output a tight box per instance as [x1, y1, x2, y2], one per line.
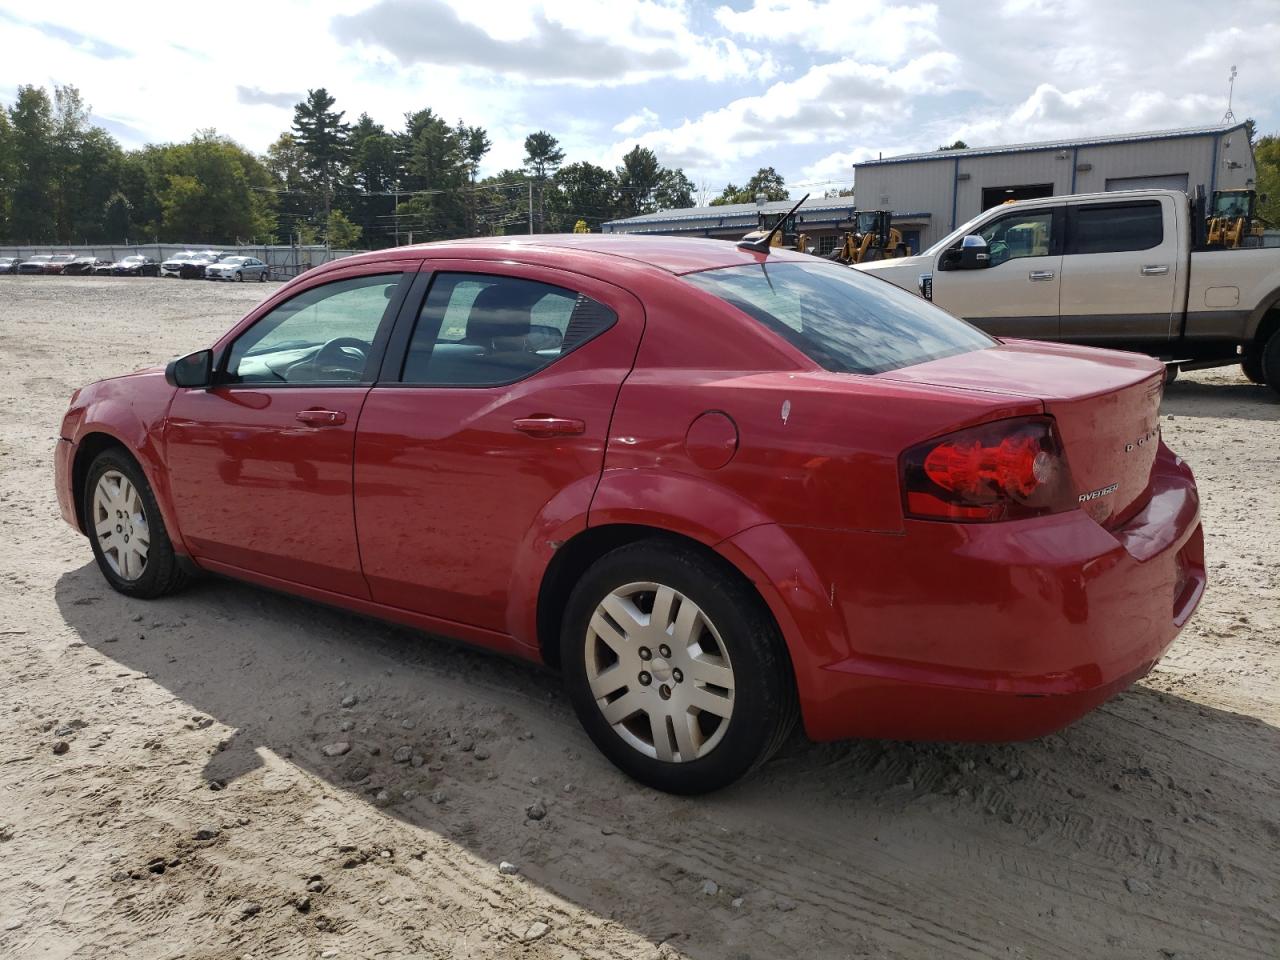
[54, 235, 1205, 794]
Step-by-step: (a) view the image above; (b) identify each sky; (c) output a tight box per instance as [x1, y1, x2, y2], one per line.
[1, 0, 1278, 201]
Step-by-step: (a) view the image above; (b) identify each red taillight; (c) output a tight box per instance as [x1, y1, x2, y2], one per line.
[901, 417, 1076, 522]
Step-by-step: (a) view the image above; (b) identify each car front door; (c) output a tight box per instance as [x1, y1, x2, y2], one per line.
[165, 262, 416, 597]
[1057, 197, 1178, 346]
[353, 261, 644, 644]
[930, 206, 1063, 339]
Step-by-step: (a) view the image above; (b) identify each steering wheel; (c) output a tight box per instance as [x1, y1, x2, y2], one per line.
[311, 337, 369, 379]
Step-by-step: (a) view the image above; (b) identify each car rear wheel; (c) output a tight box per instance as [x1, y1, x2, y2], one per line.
[1262, 330, 1280, 397]
[561, 540, 797, 794]
[84, 450, 191, 599]
[235, 271, 243, 282]
[1242, 347, 1267, 385]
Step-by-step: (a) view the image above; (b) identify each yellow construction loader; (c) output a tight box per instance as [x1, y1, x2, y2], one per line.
[1207, 189, 1268, 248]
[737, 194, 815, 253]
[827, 210, 910, 264]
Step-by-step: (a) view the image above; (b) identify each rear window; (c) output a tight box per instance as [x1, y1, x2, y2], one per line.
[1068, 201, 1163, 255]
[683, 261, 994, 374]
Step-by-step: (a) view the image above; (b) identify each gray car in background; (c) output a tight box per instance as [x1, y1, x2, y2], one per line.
[205, 255, 270, 282]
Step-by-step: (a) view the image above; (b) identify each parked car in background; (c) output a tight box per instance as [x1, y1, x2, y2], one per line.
[0, 257, 19, 275]
[18, 255, 53, 274]
[43, 254, 81, 274]
[93, 259, 119, 275]
[111, 256, 161, 277]
[160, 252, 201, 278]
[62, 256, 103, 276]
[205, 256, 269, 282]
[54, 234, 1205, 794]
[855, 188, 1280, 394]
[178, 252, 224, 280]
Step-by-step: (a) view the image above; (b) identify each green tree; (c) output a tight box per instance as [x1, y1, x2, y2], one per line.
[710, 166, 788, 206]
[615, 145, 663, 217]
[291, 88, 350, 219]
[938, 139, 969, 151]
[7, 85, 57, 243]
[154, 131, 276, 242]
[545, 161, 617, 232]
[397, 108, 471, 240]
[325, 209, 363, 248]
[0, 109, 14, 242]
[522, 130, 565, 180]
[654, 168, 695, 210]
[1255, 133, 1280, 228]
[102, 192, 132, 242]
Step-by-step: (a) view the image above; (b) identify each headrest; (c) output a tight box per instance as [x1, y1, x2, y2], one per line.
[466, 282, 541, 342]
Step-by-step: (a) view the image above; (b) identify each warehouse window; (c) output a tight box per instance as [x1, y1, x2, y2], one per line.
[816, 235, 839, 256]
[1067, 201, 1163, 255]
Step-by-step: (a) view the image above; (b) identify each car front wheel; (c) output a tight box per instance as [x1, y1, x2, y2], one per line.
[1263, 330, 1280, 397]
[561, 540, 798, 794]
[84, 449, 191, 599]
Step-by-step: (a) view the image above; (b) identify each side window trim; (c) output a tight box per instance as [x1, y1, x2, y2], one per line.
[216, 270, 412, 388]
[1064, 200, 1164, 256]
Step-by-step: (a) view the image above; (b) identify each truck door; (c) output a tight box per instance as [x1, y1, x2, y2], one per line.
[1058, 196, 1177, 346]
[930, 205, 1062, 339]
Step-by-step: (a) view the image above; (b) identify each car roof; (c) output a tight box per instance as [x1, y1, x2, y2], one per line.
[321, 233, 813, 278]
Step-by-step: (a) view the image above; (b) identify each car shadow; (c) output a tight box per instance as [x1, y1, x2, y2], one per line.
[54, 564, 1280, 959]
[1162, 376, 1277, 421]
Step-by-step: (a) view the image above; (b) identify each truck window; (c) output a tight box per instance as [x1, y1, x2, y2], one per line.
[953, 210, 1055, 268]
[1067, 201, 1162, 255]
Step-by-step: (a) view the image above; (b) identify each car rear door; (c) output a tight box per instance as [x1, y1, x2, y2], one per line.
[164, 260, 418, 597]
[353, 260, 644, 641]
[929, 204, 1064, 339]
[1058, 196, 1178, 345]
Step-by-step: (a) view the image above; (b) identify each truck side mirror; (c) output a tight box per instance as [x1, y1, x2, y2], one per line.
[165, 349, 213, 388]
[958, 235, 990, 269]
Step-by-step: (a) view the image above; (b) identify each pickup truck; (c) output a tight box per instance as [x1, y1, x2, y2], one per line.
[854, 189, 1280, 393]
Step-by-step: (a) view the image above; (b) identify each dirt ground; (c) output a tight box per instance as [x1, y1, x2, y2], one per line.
[0, 276, 1277, 960]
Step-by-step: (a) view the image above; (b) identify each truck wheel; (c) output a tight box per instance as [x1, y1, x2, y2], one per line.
[1241, 350, 1266, 385]
[1262, 331, 1280, 397]
[1163, 364, 1179, 386]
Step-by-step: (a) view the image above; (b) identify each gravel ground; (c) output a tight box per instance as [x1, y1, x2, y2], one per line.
[0, 275, 1277, 960]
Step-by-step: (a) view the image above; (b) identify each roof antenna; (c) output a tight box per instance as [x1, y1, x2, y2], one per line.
[738, 193, 809, 253]
[1222, 65, 1237, 123]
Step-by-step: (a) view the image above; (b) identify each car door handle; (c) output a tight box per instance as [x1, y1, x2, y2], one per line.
[295, 409, 347, 426]
[512, 416, 585, 437]
[1141, 264, 1169, 276]
[1028, 270, 1055, 281]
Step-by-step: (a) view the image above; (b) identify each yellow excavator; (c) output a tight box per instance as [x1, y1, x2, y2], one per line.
[826, 210, 910, 264]
[1206, 188, 1269, 248]
[737, 198, 814, 253]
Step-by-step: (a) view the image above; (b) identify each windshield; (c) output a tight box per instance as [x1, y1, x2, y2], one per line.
[684, 260, 994, 375]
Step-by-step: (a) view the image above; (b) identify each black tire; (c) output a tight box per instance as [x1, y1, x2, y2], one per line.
[259, 268, 267, 282]
[1163, 364, 1179, 386]
[1241, 349, 1266, 385]
[235, 271, 243, 282]
[84, 449, 191, 599]
[560, 540, 798, 794]
[1263, 330, 1280, 397]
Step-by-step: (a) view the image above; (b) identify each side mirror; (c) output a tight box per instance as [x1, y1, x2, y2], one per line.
[165, 349, 213, 388]
[958, 234, 990, 269]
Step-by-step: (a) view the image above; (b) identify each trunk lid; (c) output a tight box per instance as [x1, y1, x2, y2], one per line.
[879, 340, 1165, 527]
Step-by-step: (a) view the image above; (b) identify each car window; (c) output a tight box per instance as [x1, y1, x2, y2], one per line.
[401, 273, 616, 386]
[971, 210, 1055, 267]
[225, 273, 402, 385]
[1067, 201, 1163, 255]
[684, 260, 995, 375]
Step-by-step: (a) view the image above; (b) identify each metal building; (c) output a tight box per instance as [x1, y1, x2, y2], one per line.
[603, 196, 858, 255]
[853, 123, 1257, 249]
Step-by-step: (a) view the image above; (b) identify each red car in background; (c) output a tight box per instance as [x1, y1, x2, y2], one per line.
[54, 235, 1204, 794]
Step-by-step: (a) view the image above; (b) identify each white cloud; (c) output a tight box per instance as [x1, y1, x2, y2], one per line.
[613, 107, 660, 136]
[714, 0, 939, 62]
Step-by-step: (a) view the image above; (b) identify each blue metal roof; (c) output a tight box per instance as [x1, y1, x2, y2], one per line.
[856, 123, 1247, 168]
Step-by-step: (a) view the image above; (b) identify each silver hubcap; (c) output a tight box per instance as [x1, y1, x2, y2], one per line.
[93, 470, 149, 581]
[585, 582, 735, 763]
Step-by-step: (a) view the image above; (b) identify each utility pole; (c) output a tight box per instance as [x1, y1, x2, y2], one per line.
[393, 181, 401, 246]
[529, 180, 534, 234]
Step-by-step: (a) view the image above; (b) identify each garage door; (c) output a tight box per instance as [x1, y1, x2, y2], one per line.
[1105, 173, 1189, 193]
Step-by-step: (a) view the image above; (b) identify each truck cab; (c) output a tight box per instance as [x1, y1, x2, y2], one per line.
[855, 189, 1280, 392]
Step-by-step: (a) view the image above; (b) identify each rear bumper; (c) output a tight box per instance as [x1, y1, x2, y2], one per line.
[731, 444, 1204, 743]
